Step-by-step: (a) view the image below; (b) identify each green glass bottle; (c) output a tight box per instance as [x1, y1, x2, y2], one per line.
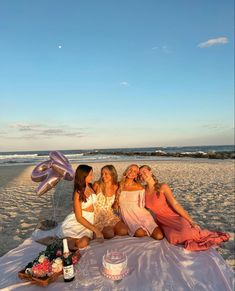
[62, 238, 75, 282]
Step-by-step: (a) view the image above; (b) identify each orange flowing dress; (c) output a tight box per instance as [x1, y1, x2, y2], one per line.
[145, 191, 230, 251]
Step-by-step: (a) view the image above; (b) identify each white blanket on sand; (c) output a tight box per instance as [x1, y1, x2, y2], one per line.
[0, 234, 234, 291]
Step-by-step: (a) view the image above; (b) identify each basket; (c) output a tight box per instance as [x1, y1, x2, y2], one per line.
[18, 270, 63, 287]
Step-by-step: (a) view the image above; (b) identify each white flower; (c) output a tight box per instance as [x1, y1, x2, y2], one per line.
[25, 268, 32, 275]
[38, 254, 47, 263]
[54, 257, 63, 265]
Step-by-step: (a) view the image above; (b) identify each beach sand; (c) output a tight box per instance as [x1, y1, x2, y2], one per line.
[0, 160, 234, 270]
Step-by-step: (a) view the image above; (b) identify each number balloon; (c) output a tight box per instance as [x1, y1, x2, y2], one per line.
[31, 151, 74, 196]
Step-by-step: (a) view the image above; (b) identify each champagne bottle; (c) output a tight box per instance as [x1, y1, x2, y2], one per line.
[62, 238, 75, 282]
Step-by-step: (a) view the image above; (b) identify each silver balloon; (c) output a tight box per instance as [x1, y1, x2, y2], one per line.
[31, 151, 74, 196]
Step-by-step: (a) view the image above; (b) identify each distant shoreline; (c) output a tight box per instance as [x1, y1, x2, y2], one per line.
[0, 145, 234, 166]
[85, 150, 235, 160]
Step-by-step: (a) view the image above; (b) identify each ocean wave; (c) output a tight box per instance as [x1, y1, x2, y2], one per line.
[0, 154, 38, 160]
[0, 146, 234, 166]
[181, 151, 207, 155]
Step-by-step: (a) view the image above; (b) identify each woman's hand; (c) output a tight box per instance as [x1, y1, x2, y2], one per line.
[94, 229, 104, 242]
[112, 201, 119, 210]
[190, 220, 200, 229]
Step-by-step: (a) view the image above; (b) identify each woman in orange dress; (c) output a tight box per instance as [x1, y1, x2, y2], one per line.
[139, 165, 230, 251]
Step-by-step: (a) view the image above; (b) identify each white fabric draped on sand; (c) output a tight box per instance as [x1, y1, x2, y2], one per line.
[56, 211, 94, 239]
[0, 235, 234, 291]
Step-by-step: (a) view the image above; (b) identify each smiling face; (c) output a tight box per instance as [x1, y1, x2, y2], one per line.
[101, 168, 112, 183]
[125, 165, 139, 180]
[85, 169, 93, 184]
[139, 166, 152, 182]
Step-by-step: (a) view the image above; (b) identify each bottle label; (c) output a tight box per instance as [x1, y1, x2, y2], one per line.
[63, 265, 75, 280]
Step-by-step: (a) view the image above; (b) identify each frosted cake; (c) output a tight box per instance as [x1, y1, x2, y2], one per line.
[101, 250, 129, 280]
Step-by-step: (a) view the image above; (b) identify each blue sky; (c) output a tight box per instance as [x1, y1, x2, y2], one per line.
[0, 0, 234, 151]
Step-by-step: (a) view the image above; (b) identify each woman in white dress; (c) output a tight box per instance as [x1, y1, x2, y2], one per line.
[57, 164, 104, 248]
[116, 164, 163, 239]
[93, 165, 128, 239]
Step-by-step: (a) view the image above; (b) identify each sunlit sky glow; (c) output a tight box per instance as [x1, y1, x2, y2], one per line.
[0, 0, 234, 151]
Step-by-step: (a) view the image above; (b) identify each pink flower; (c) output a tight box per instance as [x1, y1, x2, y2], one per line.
[56, 250, 62, 257]
[72, 255, 78, 265]
[32, 258, 52, 278]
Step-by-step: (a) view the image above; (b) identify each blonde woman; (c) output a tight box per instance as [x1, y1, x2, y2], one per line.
[93, 165, 128, 239]
[117, 164, 163, 239]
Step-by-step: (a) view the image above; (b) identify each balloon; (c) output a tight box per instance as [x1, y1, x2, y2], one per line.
[50, 151, 74, 181]
[51, 162, 74, 181]
[31, 151, 75, 196]
[50, 151, 69, 164]
[31, 160, 52, 182]
[36, 170, 61, 197]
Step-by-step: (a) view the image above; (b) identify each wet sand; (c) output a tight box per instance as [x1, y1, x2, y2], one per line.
[0, 160, 234, 270]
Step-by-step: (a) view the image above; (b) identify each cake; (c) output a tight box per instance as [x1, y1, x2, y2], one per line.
[101, 250, 129, 280]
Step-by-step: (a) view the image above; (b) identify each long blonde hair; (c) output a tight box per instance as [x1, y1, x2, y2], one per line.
[115, 164, 139, 206]
[119, 164, 139, 192]
[98, 165, 118, 195]
[139, 165, 161, 197]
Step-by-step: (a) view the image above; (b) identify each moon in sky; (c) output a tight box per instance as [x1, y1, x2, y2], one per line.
[58, 45, 62, 49]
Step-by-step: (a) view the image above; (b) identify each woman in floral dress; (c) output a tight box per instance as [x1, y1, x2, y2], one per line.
[93, 165, 128, 239]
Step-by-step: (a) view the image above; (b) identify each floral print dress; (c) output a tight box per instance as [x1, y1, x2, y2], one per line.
[94, 192, 120, 231]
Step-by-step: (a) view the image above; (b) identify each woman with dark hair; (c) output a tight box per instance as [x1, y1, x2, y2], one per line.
[57, 164, 103, 248]
[139, 165, 230, 250]
[93, 165, 128, 239]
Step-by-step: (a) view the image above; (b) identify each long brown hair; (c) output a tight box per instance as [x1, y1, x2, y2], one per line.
[73, 164, 92, 202]
[139, 165, 161, 197]
[98, 165, 118, 195]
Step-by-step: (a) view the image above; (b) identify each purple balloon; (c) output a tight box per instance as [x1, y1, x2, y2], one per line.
[31, 151, 74, 196]
[36, 170, 61, 197]
[51, 161, 74, 181]
[31, 160, 52, 182]
[50, 151, 69, 165]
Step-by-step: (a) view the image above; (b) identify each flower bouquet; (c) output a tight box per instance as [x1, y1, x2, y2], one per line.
[18, 238, 80, 286]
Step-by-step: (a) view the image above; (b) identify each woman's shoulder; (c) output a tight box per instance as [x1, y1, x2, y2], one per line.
[159, 183, 171, 192]
[92, 181, 100, 193]
[135, 183, 144, 190]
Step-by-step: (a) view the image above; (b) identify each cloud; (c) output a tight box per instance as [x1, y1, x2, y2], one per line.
[9, 123, 43, 131]
[202, 123, 233, 130]
[120, 81, 129, 86]
[6, 122, 86, 139]
[198, 37, 228, 48]
[152, 45, 171, 53]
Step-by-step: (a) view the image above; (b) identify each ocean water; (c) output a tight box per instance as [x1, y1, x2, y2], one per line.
[0, 145, 234, 166]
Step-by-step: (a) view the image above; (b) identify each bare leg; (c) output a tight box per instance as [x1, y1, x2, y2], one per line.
[75, 236, 90, 248]
[151, 227, 164, 240]
[134, 228, 147, 237]
[102, 226, 115, 239]
[114, 221, 129, 236]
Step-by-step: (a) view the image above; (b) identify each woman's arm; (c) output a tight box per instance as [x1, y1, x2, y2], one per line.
[139, 189, 145, 208]
[161, 184, 197, 226]
[73, 192, 103, 237]
[92, 181, 100, 194]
